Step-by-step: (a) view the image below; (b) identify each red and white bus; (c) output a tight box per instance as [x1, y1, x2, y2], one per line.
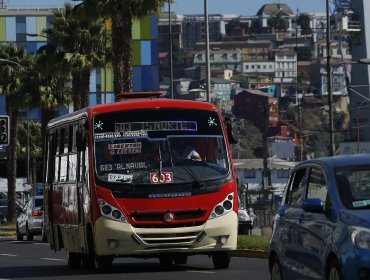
[43, 93, 239, 272]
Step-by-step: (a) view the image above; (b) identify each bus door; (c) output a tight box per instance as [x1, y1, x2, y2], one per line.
[45, 130, 58, 249]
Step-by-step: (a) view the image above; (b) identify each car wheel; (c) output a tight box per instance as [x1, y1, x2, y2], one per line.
[68, 252, 81, 269]
[26, 224, 33, 241]
[16, 224, 23, 241]
[94, 255, 113, 273]
[271, 255, 283, 280]
[327, 258, 343, 280]
[212, 251, 230, 269]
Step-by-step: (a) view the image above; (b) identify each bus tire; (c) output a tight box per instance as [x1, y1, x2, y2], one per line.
[95, 255, 113, 273]
[159, 255, 173, 268]
[68, 252, 81, 269]
[173, 254, 188, 265]
[212, 251, 230, 269]
[82, 225, 95, 270]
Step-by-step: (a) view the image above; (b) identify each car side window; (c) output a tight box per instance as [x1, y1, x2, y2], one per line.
[306, 167, 327, 201]
[285, 168, 307, 206]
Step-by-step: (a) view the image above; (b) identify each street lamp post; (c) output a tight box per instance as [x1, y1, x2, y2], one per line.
[353, 100, 369, 153]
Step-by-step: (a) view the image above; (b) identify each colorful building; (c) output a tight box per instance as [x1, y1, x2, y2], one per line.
[0, 7, 159, 117]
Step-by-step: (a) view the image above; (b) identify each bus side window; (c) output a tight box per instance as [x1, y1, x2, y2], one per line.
[54, 129, 60, 183]
[68, 125, 77, 182]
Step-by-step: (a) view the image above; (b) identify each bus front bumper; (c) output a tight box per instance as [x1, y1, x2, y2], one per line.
[94, 211, 238, 256]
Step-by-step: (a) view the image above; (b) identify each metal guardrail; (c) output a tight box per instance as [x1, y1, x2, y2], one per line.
[254, 210, 276, 227]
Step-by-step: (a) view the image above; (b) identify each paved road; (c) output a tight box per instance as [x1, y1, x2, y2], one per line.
[0, 236, 270, 280]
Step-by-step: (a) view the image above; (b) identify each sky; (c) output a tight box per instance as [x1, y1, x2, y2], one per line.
[7, 0, 329, 15]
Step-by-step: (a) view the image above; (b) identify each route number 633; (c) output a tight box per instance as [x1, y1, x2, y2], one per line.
[149, 172, 173, 184]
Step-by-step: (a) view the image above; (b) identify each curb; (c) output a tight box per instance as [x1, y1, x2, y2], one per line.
[231, 249, 268, 259]
[0, 230, 16, 238]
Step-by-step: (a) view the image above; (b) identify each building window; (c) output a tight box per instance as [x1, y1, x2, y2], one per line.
[277, 169, 290, 178]
[244, 169, 256, 178]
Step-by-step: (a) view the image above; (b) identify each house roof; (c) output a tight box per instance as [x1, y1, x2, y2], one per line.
[256, 3, 294, 16]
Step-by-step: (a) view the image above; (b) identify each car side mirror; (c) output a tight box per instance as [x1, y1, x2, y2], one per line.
[302, 198, 325, 213]
[225, 118, 239, 144]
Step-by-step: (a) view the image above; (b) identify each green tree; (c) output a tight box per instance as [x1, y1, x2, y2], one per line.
[35, 36, 72, 136]
[226, 19, 250, 35]
[268, 14, 289, 32]
[250, 19, 262, 34]
[76, 0, 169, 99]
[297, 13, 313, 35]
[44, 3, 107, 111]
[0, 44, 34, 222]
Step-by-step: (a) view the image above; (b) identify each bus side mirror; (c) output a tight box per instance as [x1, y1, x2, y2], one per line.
[76, 119, 87, 152]
[225, 118, 239, 144]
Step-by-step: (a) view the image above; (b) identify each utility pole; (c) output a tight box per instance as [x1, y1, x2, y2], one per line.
[326, 0, 335, 156]
[204, 0, 211, 103]
[168, 1, 174, 99]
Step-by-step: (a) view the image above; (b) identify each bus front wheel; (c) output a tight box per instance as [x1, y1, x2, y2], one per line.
[212, 251, 230, 269]
[95, 255, 113, 273]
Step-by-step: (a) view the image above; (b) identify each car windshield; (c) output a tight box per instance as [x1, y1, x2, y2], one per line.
[93, 108, 230, 188]
[335, 165, 370, 209]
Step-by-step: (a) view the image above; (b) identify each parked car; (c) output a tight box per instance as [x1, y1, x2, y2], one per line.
[16, 195, 44, 241]
[269, 154, 370, 280]
[0, 198, 8, 224]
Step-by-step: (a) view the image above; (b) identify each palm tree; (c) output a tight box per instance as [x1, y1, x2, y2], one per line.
[76, 0, 169, 99]
[44, 3, 107, 111]
[35, 36, 72, 136]
[0, 44, 34, 222]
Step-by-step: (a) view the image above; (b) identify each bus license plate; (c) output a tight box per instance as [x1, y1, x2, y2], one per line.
[149, 172, 173, 184]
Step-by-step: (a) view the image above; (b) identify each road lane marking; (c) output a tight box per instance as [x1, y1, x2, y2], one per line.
[0, 254, 16, 257]
[186, 270, 216, 274]
[40, 258, 65, 262]
[35, 243, 49, 245]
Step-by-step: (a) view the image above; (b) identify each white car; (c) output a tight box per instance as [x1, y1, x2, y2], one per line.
[238, 208, 255, 234]
[16, 195, 44, 241]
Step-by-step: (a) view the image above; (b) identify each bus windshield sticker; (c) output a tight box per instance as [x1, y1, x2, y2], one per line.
[114, 121, 197, 132]
[95, 130, 148, 139]
[108, 142, 142, 155]
[95, 120, 104, 130]
[208, 117, 217, 126]
[108, 173, 133, 183]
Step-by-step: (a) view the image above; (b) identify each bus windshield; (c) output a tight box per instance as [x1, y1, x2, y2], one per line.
[93, 108, 230, 187]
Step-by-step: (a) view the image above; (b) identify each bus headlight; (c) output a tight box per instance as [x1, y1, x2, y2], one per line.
[98, 199, 128, 223]
[209, 192, 234, 220]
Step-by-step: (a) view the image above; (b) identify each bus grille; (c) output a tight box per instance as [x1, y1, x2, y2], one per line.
[131, 208, 206, 222]
[134, 231, 204, 245]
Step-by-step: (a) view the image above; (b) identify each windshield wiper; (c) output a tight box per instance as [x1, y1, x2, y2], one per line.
[168, 142, 203, 188]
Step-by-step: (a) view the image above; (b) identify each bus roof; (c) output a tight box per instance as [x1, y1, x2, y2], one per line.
[90, 98, 218, 115]
[47, 98, 220, 128]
